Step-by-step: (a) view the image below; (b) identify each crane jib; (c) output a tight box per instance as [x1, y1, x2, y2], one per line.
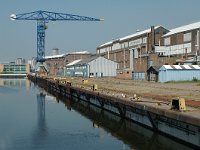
[10, 10, 103, 63]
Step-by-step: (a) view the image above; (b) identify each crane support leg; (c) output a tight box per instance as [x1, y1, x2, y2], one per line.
[37, 20, 45, 62]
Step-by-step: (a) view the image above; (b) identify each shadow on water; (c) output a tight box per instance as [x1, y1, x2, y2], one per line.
[38, 86, 194, 150]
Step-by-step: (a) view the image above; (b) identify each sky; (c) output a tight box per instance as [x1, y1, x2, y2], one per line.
[1, 0, 200, 62]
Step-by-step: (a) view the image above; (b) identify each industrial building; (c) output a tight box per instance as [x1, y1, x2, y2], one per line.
[45, 49, 92, 75]
[159, 21, 200, 57]
[97, 26, 169, 58]
[64, 56, 118, 77]
[45, 54, 65, 75]
[159, 65, 200, 83]
[97, 21, 200, 80]
[97, 26, 170, 79]
[15, 58, 26, 65]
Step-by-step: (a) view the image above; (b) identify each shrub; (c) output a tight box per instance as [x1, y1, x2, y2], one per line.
[192, 77, 198, 82]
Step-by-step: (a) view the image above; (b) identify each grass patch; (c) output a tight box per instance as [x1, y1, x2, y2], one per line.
[166, 80, 200, 84]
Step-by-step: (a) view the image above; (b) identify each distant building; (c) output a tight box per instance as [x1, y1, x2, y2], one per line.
[0, 62, 30, 77]
[0, 64, 4, 73]
[64, 56, 118, 78]
[45, 51, 92, 76]
[15, 58, 26, 65]
[27, 57, 37, 71]
[52, 48, 59, 56]
[45, 54, 65, 75]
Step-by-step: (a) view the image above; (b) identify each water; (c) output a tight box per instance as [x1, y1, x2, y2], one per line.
[0, 79, 194, 150]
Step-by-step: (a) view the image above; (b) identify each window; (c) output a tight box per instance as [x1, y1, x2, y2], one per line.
[184, 32, 191, 42]
[142, 37, 147, 44]
[155, 29, 160, 34]
[163, 30, 167, 34]
[129, 39, 142, 47]
[164, 37, 170, 45]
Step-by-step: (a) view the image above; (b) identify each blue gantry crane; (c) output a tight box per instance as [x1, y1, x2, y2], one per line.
[10, 10, 103, 63]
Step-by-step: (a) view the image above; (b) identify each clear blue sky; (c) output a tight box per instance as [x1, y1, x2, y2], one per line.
[1, 0, 200, 62]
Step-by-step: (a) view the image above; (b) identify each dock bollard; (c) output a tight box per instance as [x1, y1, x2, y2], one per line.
[66, 81, 72, 86]
[92, 84, 98, 91]
[171, 97, 186, 111]
[82, 79, 88, 84]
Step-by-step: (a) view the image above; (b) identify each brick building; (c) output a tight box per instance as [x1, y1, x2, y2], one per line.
[45, 54, 65, 76]
[45, 51, 92, 75]
[97, 22, 200, 80]
[158, 21, 200, 58]
[97, 26, 169, 79]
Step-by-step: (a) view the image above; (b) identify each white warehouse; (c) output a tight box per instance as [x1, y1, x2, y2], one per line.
[64, 56, 118, 78]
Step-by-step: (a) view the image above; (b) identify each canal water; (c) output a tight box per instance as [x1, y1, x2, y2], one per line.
[0, 79, 194, 150]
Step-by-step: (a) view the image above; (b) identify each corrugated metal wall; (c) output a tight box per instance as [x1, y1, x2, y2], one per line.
[159, 67, 200, 82]
[89, 57, 118, 77]
[132, 72, 145, 80]
[64, 65, 88, 77]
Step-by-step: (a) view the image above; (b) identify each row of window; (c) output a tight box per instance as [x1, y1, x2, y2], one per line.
[3, 68, 26, 70]
[66, 65, 87, 70]
[164, 32, 192, 46]
[98, 37, 148, 53]
[75, 66, 86, 70]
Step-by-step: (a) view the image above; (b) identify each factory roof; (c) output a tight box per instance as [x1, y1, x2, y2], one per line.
[66, 56, 109, 67]
[72, 56, 99, 66]
[98, 25, 164, 48]
[160, 65, 200, 70]
[147, 66, 162, 73]
[45, 54, 65, 59]
[119, 25, 162, 41]
[163, 21, 200, 37]
[66, 59, 82, 67]
[68, 51, 90, 55]
[45, 51, 90, 59]
[99, 41, 114, 47]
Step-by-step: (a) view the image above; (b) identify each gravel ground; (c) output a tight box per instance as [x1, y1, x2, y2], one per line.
[58, 77, 200, 108]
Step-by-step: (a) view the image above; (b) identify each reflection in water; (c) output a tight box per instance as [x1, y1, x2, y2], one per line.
[37, 92, 46, 124]
[74, 99, 193, 150]
[48, 90, 193, 150]
[31, 92, 48, 148]
[0, 78, 194, 150]
[0, 78, 30, 90]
